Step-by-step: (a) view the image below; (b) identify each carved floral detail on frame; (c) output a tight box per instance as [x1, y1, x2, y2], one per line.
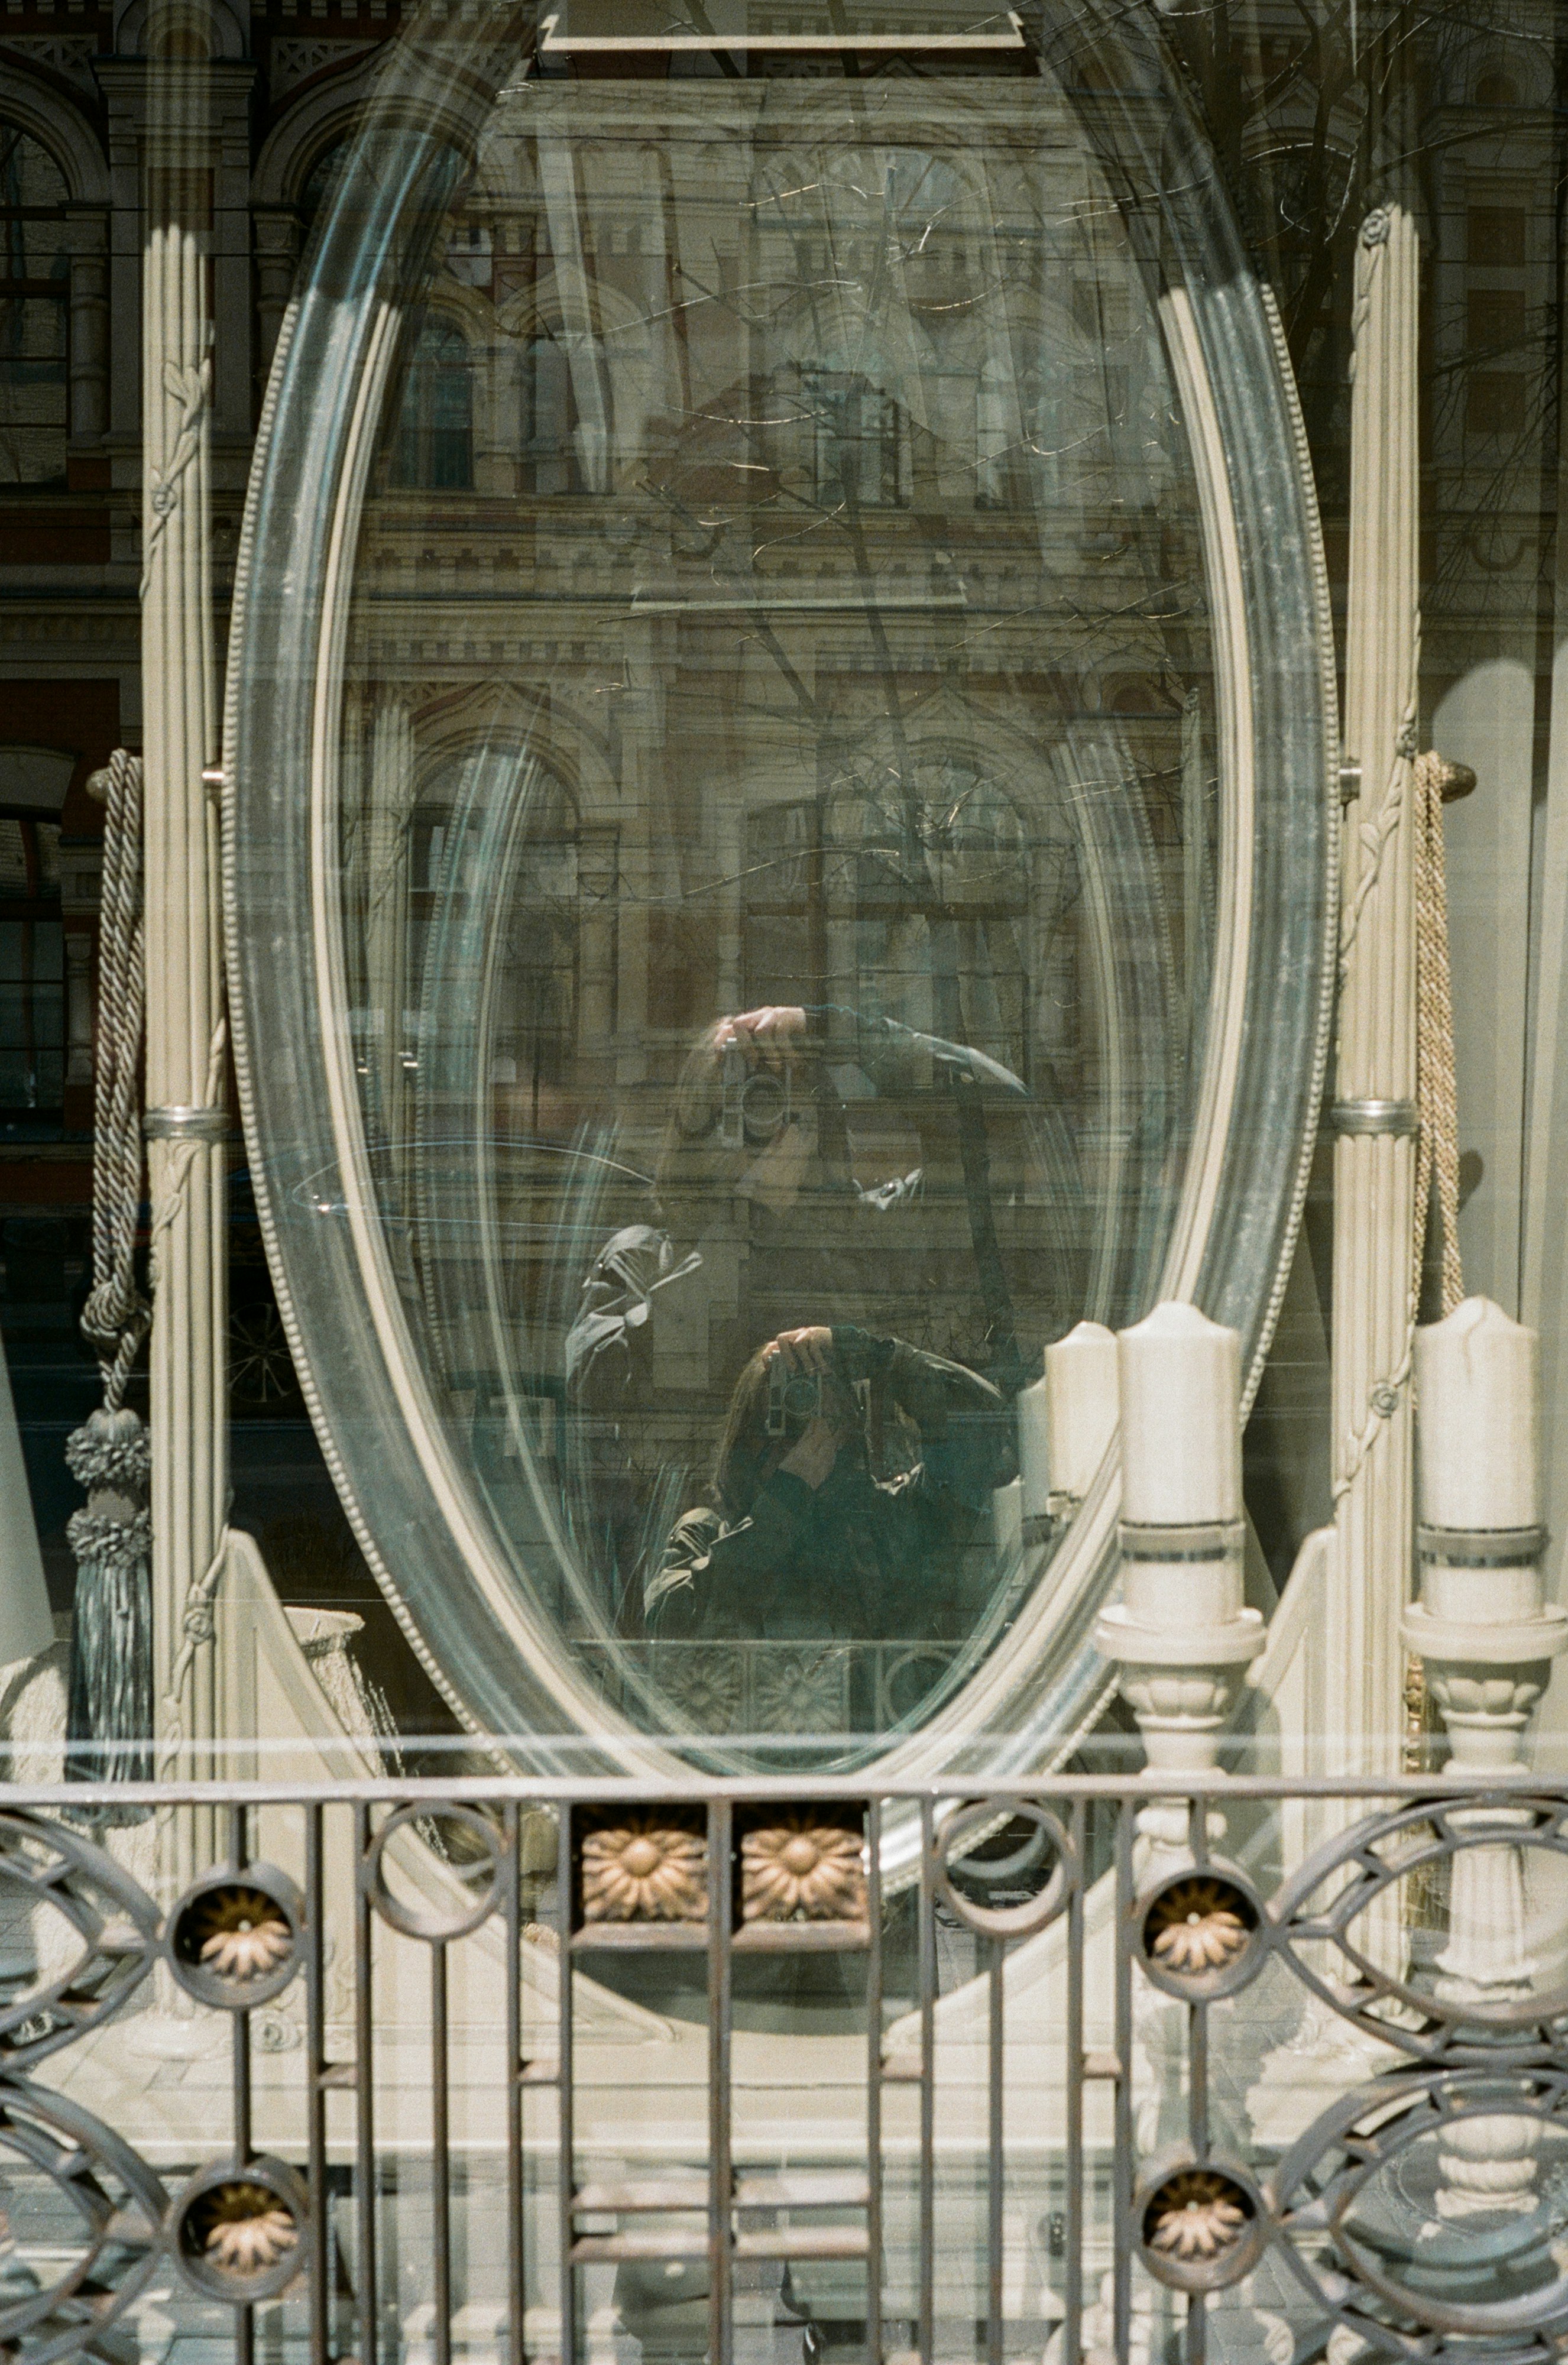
[581, 1816, 708, 1922]
[741, 1815, 865, 1923]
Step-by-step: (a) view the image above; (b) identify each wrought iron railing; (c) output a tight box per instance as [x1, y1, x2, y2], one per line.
[0, 1770, 1564, 2365]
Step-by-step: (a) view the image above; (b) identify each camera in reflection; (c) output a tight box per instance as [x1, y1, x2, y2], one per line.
[766, 1362, 822, 1439]
[720, 1047, 793, 1150]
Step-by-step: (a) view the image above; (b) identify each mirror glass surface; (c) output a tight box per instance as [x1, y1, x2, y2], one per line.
[228, 0, 1331, 1764]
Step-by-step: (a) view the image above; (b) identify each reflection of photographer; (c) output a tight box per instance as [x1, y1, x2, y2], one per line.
[646, 1323, 1013, 1642]
[566, 1002, 1028, 1414]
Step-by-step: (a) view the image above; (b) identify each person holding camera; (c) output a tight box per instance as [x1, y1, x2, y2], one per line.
[644, 1321, 1012, 1643]
[565, 1002, 1024, 1417]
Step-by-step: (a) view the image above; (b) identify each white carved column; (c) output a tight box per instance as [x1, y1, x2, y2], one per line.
[142, 9, 226, 1885]
[1326, 203, 1421, 1789]
[1404, 1298, 1568, 2221]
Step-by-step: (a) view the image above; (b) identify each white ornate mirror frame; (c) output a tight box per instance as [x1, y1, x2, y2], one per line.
[222, 0, 1338, 1864]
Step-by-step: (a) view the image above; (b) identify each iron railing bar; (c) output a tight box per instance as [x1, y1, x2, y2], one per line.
[918, 1795, 935, 2365]
[1189, 1998, 1209, 2159]
[986, 1934, 1004, 2365]
[558, 1802, 576, 2365]
[1186, 2012, 1210, 2364]
[1112, 1801, 1133, 2365]
[306, 1802, 330, 2365]
[866, 1795, 883, 2365]
[353, 1801, 379, 2365]
[3, 1768, 1557, 1809]
[504, 1800, 524, 2365]
[228, 1800, 256, 2365]
[1064, 1800, 1085, 2365]
[431, 1938, 452, 2365]
[1190, 1793, 1210, 1871]
[708, 1798, 734, 2365]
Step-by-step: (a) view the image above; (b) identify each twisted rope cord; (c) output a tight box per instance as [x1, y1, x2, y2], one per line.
[1339, 697, 1418, 979]
[1407, 753, 1467, 1780]
[155, 1524, 231, 1778]
[146, 1011, 229, 1286]
[1414, 750, 1465, 1318]
[1330, 745, 1465, 1509]
[80, 750, 149, 1407]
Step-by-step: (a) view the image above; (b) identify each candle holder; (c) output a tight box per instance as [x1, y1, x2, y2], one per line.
[1096, 1522, 1265, 1875]
[1404, 1298, 1568, 2223]
[1095, 1304, 1264, 1875]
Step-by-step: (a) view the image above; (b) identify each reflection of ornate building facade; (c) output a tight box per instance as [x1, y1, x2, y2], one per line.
[316, 67, 1229, 1717]
[342, 67, 1214, 1384]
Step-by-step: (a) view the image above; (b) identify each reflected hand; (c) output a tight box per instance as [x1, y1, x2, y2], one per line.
[713, 1006, 807, 1068]
[764, 1326, 833, 1374]
[779, 1415, 838, 1491]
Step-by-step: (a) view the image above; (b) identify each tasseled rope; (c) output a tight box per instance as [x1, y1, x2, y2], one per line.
[1414, 750, 1465, 1320]
[65, 749, 153, 1806]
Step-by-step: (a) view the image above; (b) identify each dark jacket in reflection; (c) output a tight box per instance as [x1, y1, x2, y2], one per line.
[645, 1329, 1010, 1643]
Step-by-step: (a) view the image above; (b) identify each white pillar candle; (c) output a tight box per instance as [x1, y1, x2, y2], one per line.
[1117, 1301, 1242, 1525]
[1042, 1320, 1118, 1506]
[1414, 1295, 1540, 1531]
[1016, 1372, 1051, 1521]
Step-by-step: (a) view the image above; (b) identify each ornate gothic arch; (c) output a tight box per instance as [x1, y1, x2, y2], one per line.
[0, 63, 107, 205]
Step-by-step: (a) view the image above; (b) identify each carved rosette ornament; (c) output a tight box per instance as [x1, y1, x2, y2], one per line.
[201, 2187, 299, 2276]
[1145, 2169, 1250, 2262]
[741, 1816, 866, 1923]
[580, 1816, 708, 1923]
[191, 1888, 293, 1982]
[1144, 1876, 1252, 1976]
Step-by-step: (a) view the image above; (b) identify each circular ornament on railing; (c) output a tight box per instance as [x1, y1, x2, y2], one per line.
[1135, 2151, 1268, 2292]
[0, 1812, 159, 2072]
[1271, 1793, 1568, 2061]
[1136, 1862, 1266, 2000]
[164, 1864, 303, 2010]
[171, 2156, 309, 2304]
[1270, 2065, 1568, 2356]
[361, 1803, 505, 1942]
[934, 1800, 1075, 1939]
[0, 2078, 167, 2365]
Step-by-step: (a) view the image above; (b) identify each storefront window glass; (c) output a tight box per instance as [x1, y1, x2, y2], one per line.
[228, 1, 1333, 1764]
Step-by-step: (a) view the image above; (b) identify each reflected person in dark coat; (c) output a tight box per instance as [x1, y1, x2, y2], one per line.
[565, 1003, 1020, 1419]
[645, 1321, 1012, 1643]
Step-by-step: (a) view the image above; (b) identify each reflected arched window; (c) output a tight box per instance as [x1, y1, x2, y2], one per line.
[523, 328, 610, 495]
[801, 368, 908, 510]
[0, 123, 68, 488]
[299, 138, 348, 241]
[413, 756, 581, 1130]
[392, 319, 474, 491]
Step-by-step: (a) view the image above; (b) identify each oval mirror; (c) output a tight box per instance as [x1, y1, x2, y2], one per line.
[225, 0, 1335, 1789]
